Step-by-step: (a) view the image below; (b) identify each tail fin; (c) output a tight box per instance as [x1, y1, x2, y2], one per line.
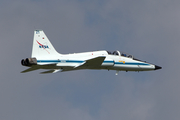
[31, 30, 60, 59]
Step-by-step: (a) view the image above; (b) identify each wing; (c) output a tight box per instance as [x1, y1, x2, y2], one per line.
[79, 56, 106, 67]
[61, 56, 106, 72]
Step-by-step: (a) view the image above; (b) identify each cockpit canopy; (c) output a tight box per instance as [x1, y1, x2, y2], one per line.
[107, 51, 119, 56]
[107, 50, 133, 59]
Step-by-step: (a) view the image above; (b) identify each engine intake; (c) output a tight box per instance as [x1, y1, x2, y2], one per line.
[21, 58, 37, 66]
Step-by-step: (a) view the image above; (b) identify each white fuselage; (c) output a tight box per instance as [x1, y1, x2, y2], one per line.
[36, 50, 155, 71]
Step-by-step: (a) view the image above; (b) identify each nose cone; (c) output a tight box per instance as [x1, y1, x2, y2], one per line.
[155, 65, 162, 70]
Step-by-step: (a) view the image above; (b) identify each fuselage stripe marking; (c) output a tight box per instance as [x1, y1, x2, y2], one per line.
[37, 60, 150, 66]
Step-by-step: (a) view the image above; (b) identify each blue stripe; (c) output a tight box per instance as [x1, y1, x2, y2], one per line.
[103, 61, 114, 63]
[37, 60, 59, 63]
[66, 60, 84, 63]
[37, 60, 84, 63]
[115, 62, 150, 65]
[37, 60, 150, 66]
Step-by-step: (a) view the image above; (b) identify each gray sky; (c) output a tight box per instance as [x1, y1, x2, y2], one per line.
[0, 0, 179, 120]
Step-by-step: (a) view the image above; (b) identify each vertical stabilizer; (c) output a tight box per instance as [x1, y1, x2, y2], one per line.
[31, 30, 60, 59]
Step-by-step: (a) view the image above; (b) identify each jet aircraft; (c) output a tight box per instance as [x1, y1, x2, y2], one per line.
[21, 30, 162, 75]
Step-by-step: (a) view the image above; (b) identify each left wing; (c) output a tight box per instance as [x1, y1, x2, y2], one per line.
[61, 56, 106, 72]
[79, 56, 106, 67]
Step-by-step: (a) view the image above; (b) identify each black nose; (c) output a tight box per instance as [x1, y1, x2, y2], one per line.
[155, 65, 162, 70]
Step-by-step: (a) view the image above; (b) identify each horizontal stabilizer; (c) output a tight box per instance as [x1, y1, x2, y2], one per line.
[21, 66, 40, 73]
